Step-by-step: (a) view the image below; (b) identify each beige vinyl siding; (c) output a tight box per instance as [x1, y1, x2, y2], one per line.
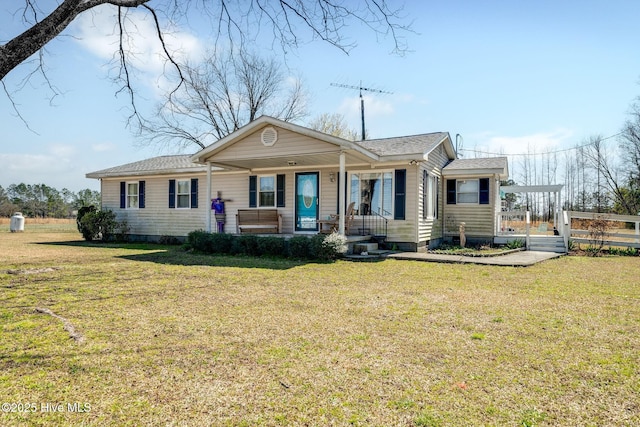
[214, 128, 340, 163]
[417, 144, 450, 246]
[101, 174, 208, 238]
[443, 176, 498, 238]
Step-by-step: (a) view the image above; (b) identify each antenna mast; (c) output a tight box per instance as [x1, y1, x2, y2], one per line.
[330, 81, 392, 140]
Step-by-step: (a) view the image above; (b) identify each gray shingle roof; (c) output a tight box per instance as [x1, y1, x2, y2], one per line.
[443, 157, 509, 176]
[86, 155, 209, 179]
[354, 132, 449, 156]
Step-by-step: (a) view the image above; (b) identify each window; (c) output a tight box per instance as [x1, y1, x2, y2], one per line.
[176, 180, 190, 208]
[249, 175, 285, 208]
[127, 182, 139, 208]
[457, 180, 479, 204]
[446, 178, 490, 205]
[349, 171, 393, 216]
[120, 181, 144, 209]
[259, 176, 275, 207]
[423, 172, 439, 219]
[169, 179, 198, 209]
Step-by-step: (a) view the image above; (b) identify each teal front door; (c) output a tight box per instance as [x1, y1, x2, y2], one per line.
[295, 172, 319, 231]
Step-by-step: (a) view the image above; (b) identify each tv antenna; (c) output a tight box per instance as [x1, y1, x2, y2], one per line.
[330, 81, 392, 140]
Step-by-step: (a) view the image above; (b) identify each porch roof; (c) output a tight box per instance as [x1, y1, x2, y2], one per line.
[191, 115, 455, 171]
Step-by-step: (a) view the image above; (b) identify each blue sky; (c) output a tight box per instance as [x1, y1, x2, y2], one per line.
[2, 1, 640, 192]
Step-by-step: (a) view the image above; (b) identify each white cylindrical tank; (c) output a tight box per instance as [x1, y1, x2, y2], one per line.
[10, 212, 25, 232]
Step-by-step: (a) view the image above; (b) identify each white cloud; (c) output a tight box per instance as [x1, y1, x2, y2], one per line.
[73, 4, 204, 92]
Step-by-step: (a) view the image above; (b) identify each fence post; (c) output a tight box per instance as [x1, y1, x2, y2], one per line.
[563, 211, 569, 253]
[525, 211, 530, 250]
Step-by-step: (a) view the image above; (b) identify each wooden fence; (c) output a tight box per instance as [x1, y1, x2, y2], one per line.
[567, 211, 640, 249]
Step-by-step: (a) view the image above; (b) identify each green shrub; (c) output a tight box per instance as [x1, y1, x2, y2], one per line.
[79, 209, 122, 242]
[257, 236, 286, 257]
[76, 205, 97, 238]
[288, 236, 312, 259]
[185, 230, 212, 252]
[231, 234, 259, 256]
[505, 239, 525, 250]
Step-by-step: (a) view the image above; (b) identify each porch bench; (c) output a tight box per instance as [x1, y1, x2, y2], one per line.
[236, 209, 282, 234]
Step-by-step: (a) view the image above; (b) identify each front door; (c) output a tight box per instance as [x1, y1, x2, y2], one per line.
[295, 172, 319, 232]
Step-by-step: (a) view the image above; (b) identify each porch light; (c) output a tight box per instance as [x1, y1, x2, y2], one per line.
[329, 172, 336, 182]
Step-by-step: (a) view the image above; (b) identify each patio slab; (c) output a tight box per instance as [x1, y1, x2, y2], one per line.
[387, 250, 563, 267]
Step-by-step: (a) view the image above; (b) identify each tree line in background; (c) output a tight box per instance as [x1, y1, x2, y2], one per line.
[0, 184, 100, 218]
[488, 96, 640, 220]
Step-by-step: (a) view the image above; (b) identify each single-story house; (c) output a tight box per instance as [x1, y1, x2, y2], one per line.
[87, 115, 508, 251]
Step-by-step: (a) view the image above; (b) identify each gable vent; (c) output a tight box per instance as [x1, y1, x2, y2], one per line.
[261, 126, 278, 146]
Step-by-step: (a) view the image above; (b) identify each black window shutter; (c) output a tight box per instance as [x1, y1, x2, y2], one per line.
[191, 178, 198, 208]
[120, 182, 126, 209]
[169, 179, 176, 209]
[139, 181, 146, 209]
[479, 178, 490, 204]
[249, 175, 257, 208]
[394, 169, 406, 220]
[276, 174, 285, 207]
[446, 179, 457, 205]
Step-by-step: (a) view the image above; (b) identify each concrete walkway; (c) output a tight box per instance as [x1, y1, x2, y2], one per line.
[387, 250, 563, 267]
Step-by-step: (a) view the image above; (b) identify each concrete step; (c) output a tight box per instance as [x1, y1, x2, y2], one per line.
[352, 242, 378, 254]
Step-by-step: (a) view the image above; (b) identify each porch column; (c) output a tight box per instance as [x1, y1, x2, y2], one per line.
[338, 151, 346, 235]
[206, 162, 212, 233]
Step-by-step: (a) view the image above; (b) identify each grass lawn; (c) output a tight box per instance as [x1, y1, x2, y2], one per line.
[1, 223, 639, 426]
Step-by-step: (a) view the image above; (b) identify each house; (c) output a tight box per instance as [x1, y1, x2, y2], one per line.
[86, 116, 509, 251]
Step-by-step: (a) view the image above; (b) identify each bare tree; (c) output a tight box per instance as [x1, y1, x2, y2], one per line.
[140, 50, 308, 150]
[2, 1, 409, 124]
[308, 113, 360, 141]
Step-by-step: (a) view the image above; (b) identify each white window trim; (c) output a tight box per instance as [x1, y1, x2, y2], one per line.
[457, 179, 480, 204]
[427, 174, 438, 219]
[258, 174, 276, 208]
[347, 170, 394, 218]
[126, 181, 139, 210]
[175, 179, 191, 209]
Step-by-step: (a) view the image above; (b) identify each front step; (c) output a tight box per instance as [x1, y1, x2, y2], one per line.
[352, 242, 378, 254]
[528, 236, 566, 253]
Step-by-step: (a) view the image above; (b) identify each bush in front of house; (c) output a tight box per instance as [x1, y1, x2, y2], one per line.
[78, 209, 128, 242]
[287, 235, 312, 259]
[185, 231, 346, 261]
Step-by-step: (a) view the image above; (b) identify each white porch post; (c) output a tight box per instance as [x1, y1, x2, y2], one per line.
[338, 151, 346, 235]
[206, 162, 212, 233]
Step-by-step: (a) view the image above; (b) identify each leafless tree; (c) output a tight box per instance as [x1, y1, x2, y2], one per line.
[620, 98, 640, 190]
[307, 113, 360, 141]
[1, 0, 410, 125]
[140, 50, 308, 150]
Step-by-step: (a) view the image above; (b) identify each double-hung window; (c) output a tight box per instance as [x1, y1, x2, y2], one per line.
[169, 179, 198, 209]
[176, 180, 191, 208]
[259, 176, 275, 207]
[127, 182, 139, 209]
[446, 178, 490, 205]
[349, 171, 393, 216]
[423, 172, 438, 219]
[457, 180, 479, 204]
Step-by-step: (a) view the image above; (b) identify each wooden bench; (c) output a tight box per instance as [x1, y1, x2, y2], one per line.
[236, 209, 282, 234]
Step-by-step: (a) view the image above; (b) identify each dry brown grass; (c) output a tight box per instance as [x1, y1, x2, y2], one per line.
[1, 225, 639, 426]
